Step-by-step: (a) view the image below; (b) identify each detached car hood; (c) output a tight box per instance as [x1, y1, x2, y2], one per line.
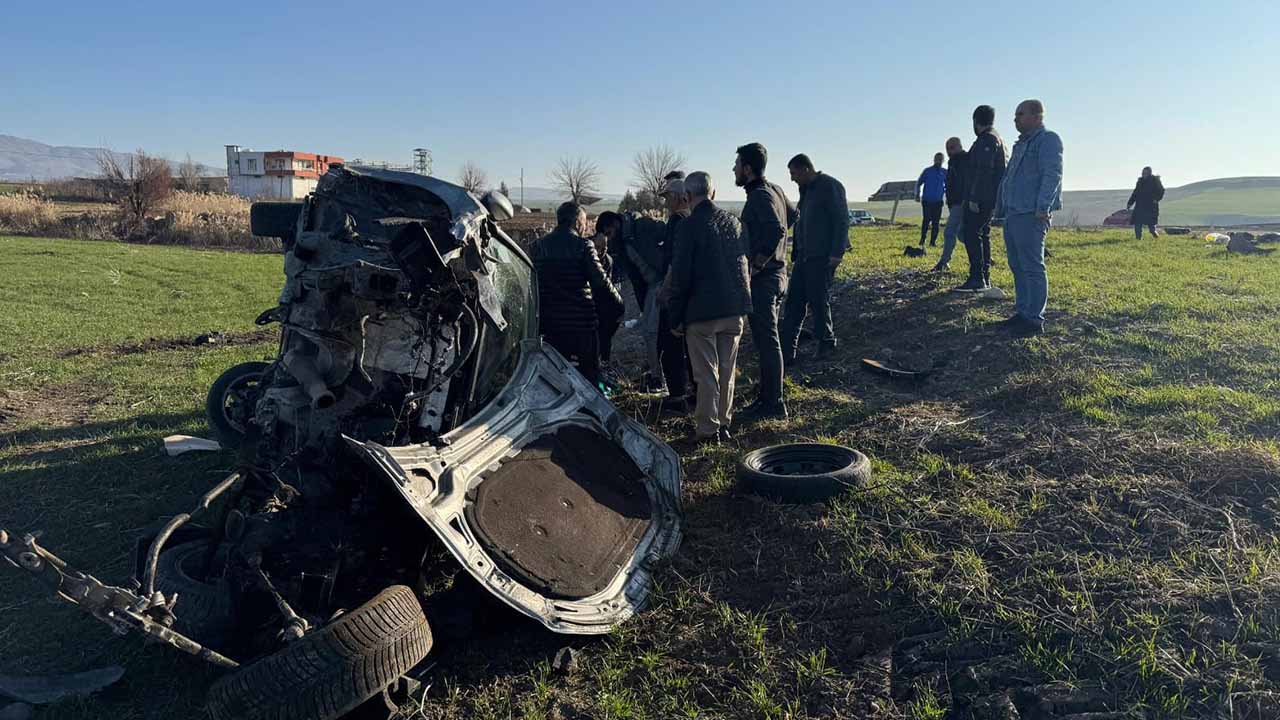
[346, 339, 682, 634]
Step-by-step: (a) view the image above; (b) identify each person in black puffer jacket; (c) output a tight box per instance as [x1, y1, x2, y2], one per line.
[1127, 167, 1165, 239]
[531, 202, 623, 386]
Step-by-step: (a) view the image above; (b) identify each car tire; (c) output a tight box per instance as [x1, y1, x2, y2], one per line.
[205, 585, 433, 720]
[205, 361, 269, 449]
[737, 444, 871, 503]
[154, 540, 235, 647]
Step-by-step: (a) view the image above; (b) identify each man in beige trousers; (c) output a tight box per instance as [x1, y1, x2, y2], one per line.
[666, 171, 753, 443]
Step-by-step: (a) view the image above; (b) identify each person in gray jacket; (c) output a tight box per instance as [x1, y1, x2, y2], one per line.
[994, 99, 1063, 337]
[779, 154, 849, 364]
[667, 171, 753, 442]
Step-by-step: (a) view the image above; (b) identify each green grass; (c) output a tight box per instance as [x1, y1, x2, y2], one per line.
[3, 228, 1280, 718]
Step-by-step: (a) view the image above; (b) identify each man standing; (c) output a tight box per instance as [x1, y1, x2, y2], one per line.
[667, 171, 752, 443]
[1127, 166, 1164, 239]
[932, 137, 968, 273]
[954, 105, 1007, 293]
[591, 212, 629, 387]
[916, 153, 947, 247]
[995, 99, 1063, 338]
[656, 173, 693, 411]
[780, 154, 849, 364]
[531, 202, 623, 386]
[734, 142, 797, 421]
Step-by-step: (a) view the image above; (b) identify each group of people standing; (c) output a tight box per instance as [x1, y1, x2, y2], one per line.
[532, 147, 848, 443]
[914, 100, 1065, 336]
[532, 98, 1065, 440]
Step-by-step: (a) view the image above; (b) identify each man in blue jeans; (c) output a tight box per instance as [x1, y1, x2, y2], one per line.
[995, 99, 1063, 338]
[932, 137, 967, 273]
[915, 153, 946, 247]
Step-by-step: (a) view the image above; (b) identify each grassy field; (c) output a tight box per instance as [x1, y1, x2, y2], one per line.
[2, 228, 1279, 719]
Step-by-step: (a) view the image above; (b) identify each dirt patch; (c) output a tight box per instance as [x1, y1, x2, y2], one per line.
[0, 381, 108, 431]
[55, 327, 278, 360]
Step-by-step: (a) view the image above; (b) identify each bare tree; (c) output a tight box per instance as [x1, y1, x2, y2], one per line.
[458, 161, 488, 195]
[631, 145, 685, 201]
[98, 149, 173, 230]
[550, 156, 602, 204]
[178, 153, 200, 191]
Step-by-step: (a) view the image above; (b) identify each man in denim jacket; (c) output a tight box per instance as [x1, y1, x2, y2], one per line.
[995, 99, 1063, 337]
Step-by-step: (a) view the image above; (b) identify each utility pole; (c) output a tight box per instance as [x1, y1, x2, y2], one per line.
[413, 148, 432, 176]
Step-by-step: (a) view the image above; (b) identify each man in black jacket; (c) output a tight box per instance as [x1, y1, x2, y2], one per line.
[668, 171, 752, 442]
[955, 105, 1007, 293]
[1127, 167, 1164, 239]
[734, 142, 797, 421]
[933, 136, 968, 273]
[532, 202, 623, 386]
[655, 174, 693, 408]
[780, 154, 850, 364]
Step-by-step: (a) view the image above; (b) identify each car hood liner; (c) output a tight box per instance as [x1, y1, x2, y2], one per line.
[466, 425, 653, 600]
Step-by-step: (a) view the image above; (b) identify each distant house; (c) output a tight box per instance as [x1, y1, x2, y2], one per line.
[225, 145, 343, 200]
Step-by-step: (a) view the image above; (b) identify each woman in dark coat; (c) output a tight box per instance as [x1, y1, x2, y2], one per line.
[1127, 166, 1165, 239]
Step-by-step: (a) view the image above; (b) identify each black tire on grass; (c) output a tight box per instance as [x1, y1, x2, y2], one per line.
[154, 540, 234, 647]
[205, 585, 432, 720]
[205, 361, 269, 449]
[737, 444, 871, 503]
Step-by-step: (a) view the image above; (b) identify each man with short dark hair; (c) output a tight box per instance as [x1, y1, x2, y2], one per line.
[655, 174, 693, 409]
[734, 142, 797, 421]
[668, 171, 752, 442]
[780, 154, 849, 364]
[592, 212, 628, 383]
[916, 152, 947, 247]
[532, 202, 623, 386]
[932, 137, 968, 273]
[994, 99, 1063, 337]
[955, 105, 1007, 293]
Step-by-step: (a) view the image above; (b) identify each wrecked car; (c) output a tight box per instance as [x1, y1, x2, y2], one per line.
[1, 167, 682, 719]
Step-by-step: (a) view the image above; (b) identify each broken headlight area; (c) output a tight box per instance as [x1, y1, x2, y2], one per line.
[2, 167, 681, 716]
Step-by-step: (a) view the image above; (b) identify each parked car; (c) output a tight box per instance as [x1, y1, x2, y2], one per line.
[849, 209, 876, 225]
[2, 167, 683, 720]
[1104, 208, 1133, 226]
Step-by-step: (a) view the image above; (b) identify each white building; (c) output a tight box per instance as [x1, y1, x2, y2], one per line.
[225, 145, 344, 200]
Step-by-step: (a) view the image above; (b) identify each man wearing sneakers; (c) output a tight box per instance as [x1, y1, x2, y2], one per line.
[993, 99, 1063, 338]
[931, 137, 967, 273]
[954, 105, 1006, 293]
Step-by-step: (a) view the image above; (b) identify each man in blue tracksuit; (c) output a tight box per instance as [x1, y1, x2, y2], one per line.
[916, 153, 946, 247]
[995, 99, 1063, 338]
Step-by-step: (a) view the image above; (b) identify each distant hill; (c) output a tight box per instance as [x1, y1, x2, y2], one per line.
[848, 176, 1280, 227]
[0, 135, 222, 181]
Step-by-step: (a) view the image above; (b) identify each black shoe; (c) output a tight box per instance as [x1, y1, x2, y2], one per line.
[742, 402, 788, 421]
[1009, 318, 1044, 338]
[815, 344, 837, 360]
[993, 314, 1023, 329]
[690, 431, 720, 446]
[642, 373, 666, 393]
[719, 427, 734, 443]
[930, 262, 950, 273]
[952, 277, 985, 293]
[660, 395, 690, 415]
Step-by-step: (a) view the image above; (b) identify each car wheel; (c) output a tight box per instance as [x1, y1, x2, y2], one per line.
[154, 540, 234, 648]
[737, 444, 871, 503]
[205, 585, 433, 720]
[205, 361, 269, 449]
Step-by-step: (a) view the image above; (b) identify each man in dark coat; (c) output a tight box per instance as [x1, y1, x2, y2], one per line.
[734, 142, 798, 421]
[1127, 167, 1165, 239]
[655, 174, 694, 410]
[779, 154, 850, 364]
[532, 202, 623, 386]
[954, 105, 1007, 293]
[667, 171, 752, 442]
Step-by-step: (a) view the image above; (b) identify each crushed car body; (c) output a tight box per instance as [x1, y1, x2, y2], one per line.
[1, 166, 682, 717]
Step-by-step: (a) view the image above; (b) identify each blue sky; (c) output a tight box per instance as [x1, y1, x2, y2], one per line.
[2, 0, 1277, 199]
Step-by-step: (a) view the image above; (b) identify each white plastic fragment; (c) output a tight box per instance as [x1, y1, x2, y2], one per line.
[163, 435, 222, 456]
